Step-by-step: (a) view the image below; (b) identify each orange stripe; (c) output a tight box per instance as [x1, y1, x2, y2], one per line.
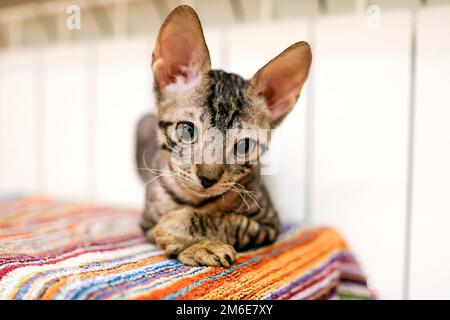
[221, 231, 341, 299]
[183, 231, 325, 300]
[244, 232, 346, 299]
[184, 229, 345, 300]
[136, 228, 342, 300]
[134, 230, 317, 300]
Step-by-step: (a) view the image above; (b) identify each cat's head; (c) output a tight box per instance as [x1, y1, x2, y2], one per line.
[152, 5, 311, 197]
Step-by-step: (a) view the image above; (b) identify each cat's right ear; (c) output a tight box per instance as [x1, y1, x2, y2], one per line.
[248, 42, 312, 127]
[152, 5, 211, 91]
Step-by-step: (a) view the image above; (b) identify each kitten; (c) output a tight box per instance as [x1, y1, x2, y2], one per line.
[136, 5, 311, 267]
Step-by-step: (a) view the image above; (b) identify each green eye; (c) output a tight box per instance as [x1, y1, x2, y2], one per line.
[176, 122, 197, 144]
[234, 138, 256, 158]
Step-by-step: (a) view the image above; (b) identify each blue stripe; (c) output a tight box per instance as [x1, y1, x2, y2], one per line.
[164, 258, 258, 300]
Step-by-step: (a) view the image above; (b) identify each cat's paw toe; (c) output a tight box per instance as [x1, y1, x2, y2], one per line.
[178, 240, 236, 267]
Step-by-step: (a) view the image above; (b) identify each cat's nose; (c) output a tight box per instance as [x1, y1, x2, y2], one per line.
[196, 164, 224, 189]
[199, 176, 218, 189]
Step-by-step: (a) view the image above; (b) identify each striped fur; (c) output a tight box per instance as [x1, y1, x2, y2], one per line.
[137, 5, 311, 267]
[137, 68, 280, 266]
[0, 196, 374, 300]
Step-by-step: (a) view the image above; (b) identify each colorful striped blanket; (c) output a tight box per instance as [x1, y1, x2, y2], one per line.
[0, 196, 373, 300]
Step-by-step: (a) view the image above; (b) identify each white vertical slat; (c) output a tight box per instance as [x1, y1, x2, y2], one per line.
[228, 22, 309, 224]
[94, 37, 154, 206]
[0, 49, 38, 195]
[42, 44, 90, 199]
[312, 11, 412, 299]
[410, 5, 450, 300]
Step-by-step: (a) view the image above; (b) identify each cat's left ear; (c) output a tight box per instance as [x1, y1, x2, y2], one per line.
[152, 5, 211, 91]
[248, 42, 312, 126]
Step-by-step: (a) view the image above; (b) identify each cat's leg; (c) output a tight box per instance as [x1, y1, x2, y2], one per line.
[151, 208, 236, 267]
[233, 212, 279, 252]
[151, 207, 278, 267]
[151, 207, 212, 259]
[176, 213, 278, 266]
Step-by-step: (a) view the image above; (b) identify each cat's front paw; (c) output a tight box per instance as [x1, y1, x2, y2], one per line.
[178, 240, 236, 267]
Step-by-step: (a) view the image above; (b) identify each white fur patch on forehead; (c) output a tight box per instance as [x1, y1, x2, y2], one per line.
[159, 93, 205, 124]
[158, 74, 205, 121]
[163, 73, 203, 97]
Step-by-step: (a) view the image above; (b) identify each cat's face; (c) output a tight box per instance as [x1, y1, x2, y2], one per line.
[156, 70, 270, 196]
[152, 5, 311, 197]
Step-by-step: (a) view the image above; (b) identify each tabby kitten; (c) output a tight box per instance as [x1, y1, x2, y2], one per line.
[136, 5, 311, 267]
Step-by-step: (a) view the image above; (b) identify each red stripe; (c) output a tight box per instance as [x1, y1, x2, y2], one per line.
[0, 235, 146, 279]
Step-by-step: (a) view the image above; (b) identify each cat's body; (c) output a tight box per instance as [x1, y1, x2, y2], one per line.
[137, 70, 280, 266]
[136, 6, 311, 267]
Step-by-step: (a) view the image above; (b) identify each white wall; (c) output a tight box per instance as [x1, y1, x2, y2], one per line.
[0, 49, 38, 194]
[94, 38, 152, 206]
[409, 5, 450, 300]
[311, 10, 412, 299]
[42, 45, 91, 199]
[1, 5, 450, 299]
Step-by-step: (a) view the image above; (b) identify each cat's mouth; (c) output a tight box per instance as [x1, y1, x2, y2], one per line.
[178, 177, 233, 197]
[169, 164, 232, 197]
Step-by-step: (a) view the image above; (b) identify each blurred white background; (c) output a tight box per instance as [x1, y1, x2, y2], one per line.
[0, 0, 449, 299]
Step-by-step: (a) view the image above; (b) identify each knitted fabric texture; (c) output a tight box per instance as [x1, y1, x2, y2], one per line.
[0, 195, 374, 300]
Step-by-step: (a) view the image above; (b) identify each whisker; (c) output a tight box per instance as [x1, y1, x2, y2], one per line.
[232, 183, 262, 210]
[230, 186, 250, 210]
[144, 172, 175, 186]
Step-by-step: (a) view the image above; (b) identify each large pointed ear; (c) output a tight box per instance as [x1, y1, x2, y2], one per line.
[248, 42, 312, 126]
[152, 5, 211, 91]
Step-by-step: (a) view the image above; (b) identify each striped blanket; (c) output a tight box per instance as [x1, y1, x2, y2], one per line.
[0, 196, 373, 300]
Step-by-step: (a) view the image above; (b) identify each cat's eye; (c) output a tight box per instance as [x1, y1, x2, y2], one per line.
[234, 138, 256, 158]
[176, 122, 198, 144]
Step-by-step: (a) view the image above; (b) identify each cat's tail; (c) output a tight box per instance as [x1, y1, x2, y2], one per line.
[135, 113, 159, 183]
